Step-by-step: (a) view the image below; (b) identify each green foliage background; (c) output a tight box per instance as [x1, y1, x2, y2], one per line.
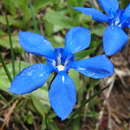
[0, 0, 129, 129]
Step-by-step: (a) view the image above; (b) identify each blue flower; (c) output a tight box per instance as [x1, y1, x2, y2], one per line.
[9, 27, 114, 120]
[73, 0, 130, 56]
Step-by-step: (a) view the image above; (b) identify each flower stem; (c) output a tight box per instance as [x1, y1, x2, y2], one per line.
[29, 0, 39, 33]
[0, 52, 12, 82]
[5, 15, 15, 77]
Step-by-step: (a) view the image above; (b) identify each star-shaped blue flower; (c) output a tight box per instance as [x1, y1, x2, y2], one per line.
[73, 0, 130, 56]
[9, 27, 114, 120]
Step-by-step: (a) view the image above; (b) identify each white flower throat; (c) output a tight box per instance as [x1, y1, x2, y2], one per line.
[56, 64, 65, 71]
[47, 48, 74, 72]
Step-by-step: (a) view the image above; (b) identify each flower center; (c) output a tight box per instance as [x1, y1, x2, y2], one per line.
[109, 10, 129, 28]
[47, 48, 74, 72]
[56, 65, 65, 71]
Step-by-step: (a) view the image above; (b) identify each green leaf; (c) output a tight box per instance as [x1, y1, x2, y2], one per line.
[0, 61, 30, 91]
[0, 35, 21, 49]
[69, 69, 81, 90]
[84, 112, 99, 118]
[41, 117, 60, 130]
[33, 0, 51, 13]
[67, 0, 86, 6]
[0, 15, 16, 26]
[31, 88, 50, 116]
[91, 24, 105, 36]
[23, 111, 33, 125]
[2, 0, 17, 14]
[75, 48, 96, 60]
[44, 10, 74, 31]
[70, 118, 80, 130]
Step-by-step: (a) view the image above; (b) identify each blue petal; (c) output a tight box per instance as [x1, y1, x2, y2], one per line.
[49, 72, 76, 120]
[103, 26, 129, 56]
[69, 55, 114, 79]
[64, 26, 91, 54]
[123, 4, 130, 18]
[73, 7, 109, 22]
[19, 32, 55, 58]
[98, 0, 119, 16]
[9, 64, 53, 94]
